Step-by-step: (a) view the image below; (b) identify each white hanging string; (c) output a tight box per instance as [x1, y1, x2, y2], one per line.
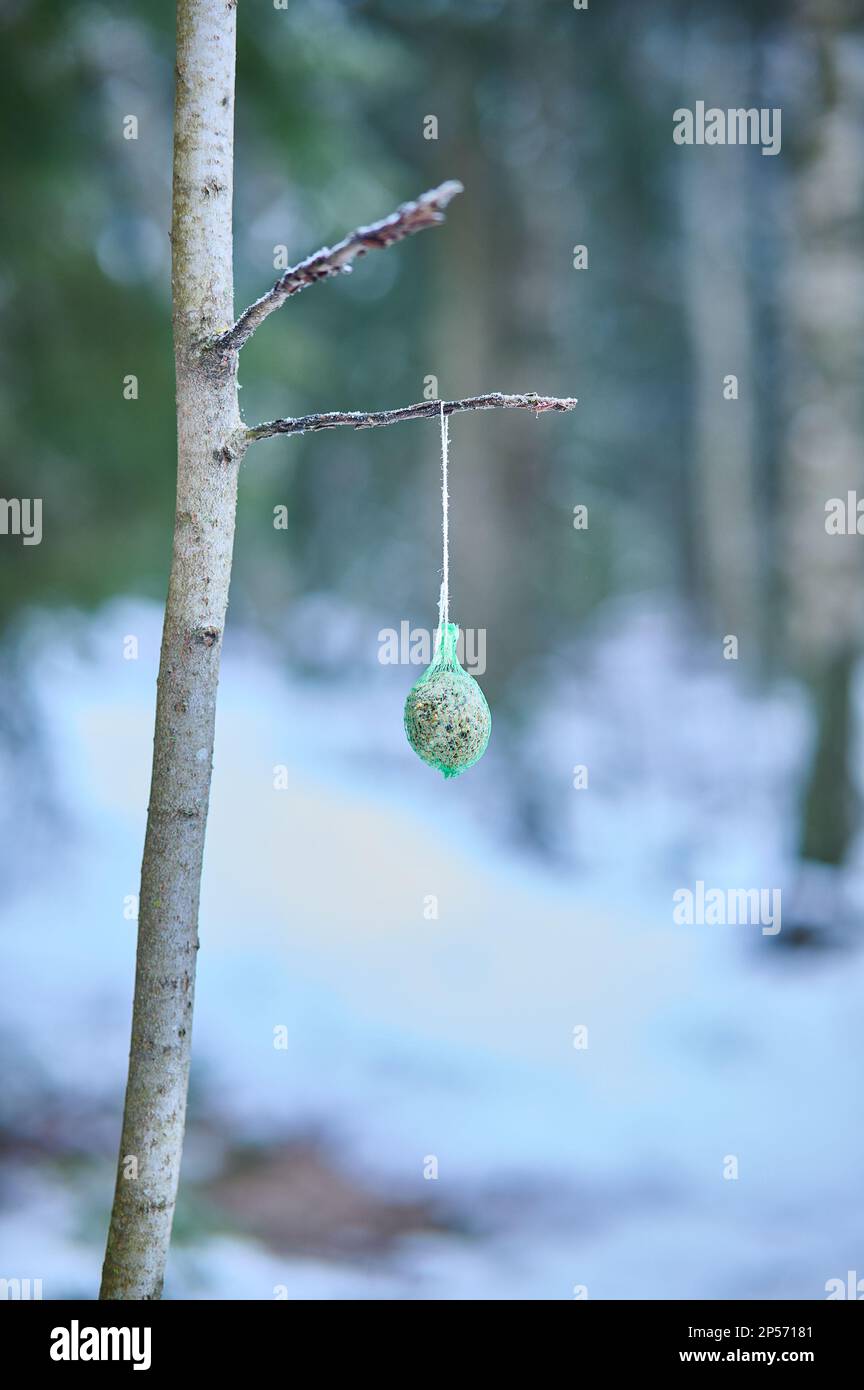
[437, 400, 450, 635]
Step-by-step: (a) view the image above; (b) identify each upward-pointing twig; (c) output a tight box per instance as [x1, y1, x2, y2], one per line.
[213, 180, 464, 356]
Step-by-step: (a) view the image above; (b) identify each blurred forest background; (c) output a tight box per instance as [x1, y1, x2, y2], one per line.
[1, 0, 863, 1299]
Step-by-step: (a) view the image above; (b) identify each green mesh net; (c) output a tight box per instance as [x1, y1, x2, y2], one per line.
[404, 621, 492, 778]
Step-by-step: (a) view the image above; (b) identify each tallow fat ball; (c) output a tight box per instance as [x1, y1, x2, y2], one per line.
[404, 623, 492, 778]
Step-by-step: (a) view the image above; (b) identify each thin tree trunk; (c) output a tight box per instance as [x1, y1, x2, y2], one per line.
[99, 0, 574, 1301]
[681, 27, 759, 642]
[100, 0, 241, 1300]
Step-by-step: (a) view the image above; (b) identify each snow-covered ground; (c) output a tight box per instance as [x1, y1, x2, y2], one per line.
[1, 597, 862, 1299]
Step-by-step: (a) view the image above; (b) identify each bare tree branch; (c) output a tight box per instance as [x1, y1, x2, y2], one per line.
[245, 392, 578, 443]
[213, 180, 465, 356]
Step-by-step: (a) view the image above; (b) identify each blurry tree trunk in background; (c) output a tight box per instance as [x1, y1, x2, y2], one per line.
[101, 0, 241, 1298]
[783, 0, 864, 927]
[432, 72, 511, 669]
[682, 30, 759, 642]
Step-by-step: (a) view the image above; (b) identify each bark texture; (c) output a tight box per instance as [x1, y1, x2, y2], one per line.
[214, 180, 464, 353]
[100, 0, 241, 1300]
[246, 392, 578, 441]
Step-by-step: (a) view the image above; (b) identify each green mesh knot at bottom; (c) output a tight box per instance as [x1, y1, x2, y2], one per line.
[404, 622, 492, 778]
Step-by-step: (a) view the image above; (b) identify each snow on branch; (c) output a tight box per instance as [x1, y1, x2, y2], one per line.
[213, 180, 464, 355]
[245, 393, 578, 443]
